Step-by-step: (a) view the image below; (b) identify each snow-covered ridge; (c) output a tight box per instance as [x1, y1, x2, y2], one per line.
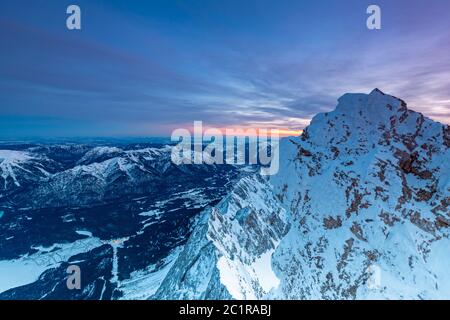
[76, 146, 124, 165]
[0, 146, 169, 199]
[0, 150, 52, 189]
[155, 89, 450, 300]
[0, 144, 239, 209]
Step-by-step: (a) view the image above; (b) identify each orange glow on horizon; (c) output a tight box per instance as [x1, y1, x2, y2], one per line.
[178, 123, 303, 138]
[271, 128, 303, 137]
[210, 127, 303, 137]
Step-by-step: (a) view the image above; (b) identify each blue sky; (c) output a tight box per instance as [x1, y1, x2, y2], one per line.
[1, 0, 449, 138]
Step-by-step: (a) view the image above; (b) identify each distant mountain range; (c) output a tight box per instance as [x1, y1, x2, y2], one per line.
[0, 141, 248, 299]
[0, 144, 238, 209]
[1, 89, 449, 299]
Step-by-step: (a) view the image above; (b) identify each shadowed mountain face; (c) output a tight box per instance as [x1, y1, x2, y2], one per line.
[154, 89, 450, 300]
[1, 89, 449, 300]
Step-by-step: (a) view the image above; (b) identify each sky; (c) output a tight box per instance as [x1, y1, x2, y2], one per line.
[0, 0, 449, 138]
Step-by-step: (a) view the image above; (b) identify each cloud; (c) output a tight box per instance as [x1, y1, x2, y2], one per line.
[1, 0, 449, 138]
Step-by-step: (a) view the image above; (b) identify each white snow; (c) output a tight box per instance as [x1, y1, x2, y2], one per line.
[217, 256, 247, 299]
[0, 235, 103, 294]
[118, 246, 182, 300]
[250, 250, 280, 293]
[160, 89, 450, 300]
[0, 150, 32, 163]
[216, 248, 281, 299]
[0, 150, 34, 187]
[105, 237, 129, 285]
[75, 230, 93, 237]
[77, 146, 122, 164]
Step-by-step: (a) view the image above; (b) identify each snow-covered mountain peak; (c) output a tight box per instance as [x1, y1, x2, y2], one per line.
[335, 88, 404, 115]
[0, 150, 56, 190]
[301, 88, 446, 156]
[155, 89, 450, 300]
[77, 146, 124, 165]
[0, 150, 34, 164]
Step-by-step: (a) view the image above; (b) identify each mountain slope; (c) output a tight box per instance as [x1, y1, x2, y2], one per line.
[155, 89, 450, 299]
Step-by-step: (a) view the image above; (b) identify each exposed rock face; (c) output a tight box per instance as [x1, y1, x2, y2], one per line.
[156, 89, 450, 299]
[155, 175, 290, 299]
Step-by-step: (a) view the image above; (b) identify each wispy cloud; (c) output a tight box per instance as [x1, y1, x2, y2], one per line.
[0, 0, 449, 138]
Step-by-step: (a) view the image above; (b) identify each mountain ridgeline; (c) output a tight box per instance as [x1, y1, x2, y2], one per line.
[0, 89, 448, 300]
[155, 89, 450, 299]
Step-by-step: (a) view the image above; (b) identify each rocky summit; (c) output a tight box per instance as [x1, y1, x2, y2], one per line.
[155, 89, 450, 300]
